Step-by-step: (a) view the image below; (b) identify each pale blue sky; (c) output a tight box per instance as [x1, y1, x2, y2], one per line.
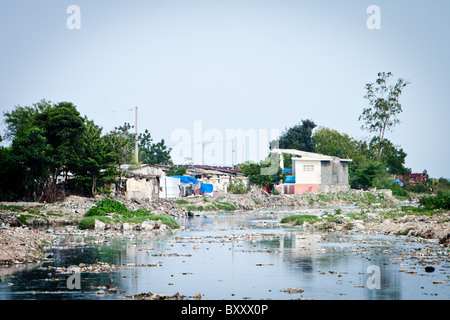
[0, 0, 449, 177]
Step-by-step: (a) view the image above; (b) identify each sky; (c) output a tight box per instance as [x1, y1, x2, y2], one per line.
[0, 0, 449, 178]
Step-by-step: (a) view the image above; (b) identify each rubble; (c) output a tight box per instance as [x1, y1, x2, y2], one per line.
[0, 227, 51, 265]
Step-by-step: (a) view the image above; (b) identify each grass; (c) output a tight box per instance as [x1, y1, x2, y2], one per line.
[397, 227, 415, 236]
[280, 214, 321, 226]
[78, 198, 180, 230]
[120, 215, 180, 229]
[77, 216, 112, 230]
[0, 204, 27, 212]
[176, 199, 236, 212]
[174, 199, 189, 205]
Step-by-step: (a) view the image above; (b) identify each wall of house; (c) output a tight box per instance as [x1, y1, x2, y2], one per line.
[320, 158, 349, 185]
[293, 159, 321, 185]
[277, 183, 320, 194]
[131, 166, 165, 177]
[318, 183, 350, 194]
[126, 178, 159, 201]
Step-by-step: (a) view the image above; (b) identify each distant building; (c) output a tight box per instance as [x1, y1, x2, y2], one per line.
[183, 165, 246, 193]
[124, 164, 163, 201]
[395, 173, 427, 186]
[272, 149, 352, 195]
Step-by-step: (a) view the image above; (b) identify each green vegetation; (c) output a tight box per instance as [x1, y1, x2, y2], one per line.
[85, 198, 128, 217]
[398, 227, 415, 236]
[77, 216, 112, 230]
[0, 204, 26, 212]
[239, 159, 286, 188]
[0, 100, 172, 201]
[419, 190, 450, 210]
[165, 165, 187, 177]
[78, 198, 180, 230]
[280, 214, 321, 226]
[227, 180, 248, 194]
[120, 215, 180, 229]
[177, 200, 236, 212]
[278, 119, 316, 153]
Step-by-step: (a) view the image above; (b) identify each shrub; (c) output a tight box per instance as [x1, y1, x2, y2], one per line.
[85, 198, 128, 217]
[80, 197, 180, 230]
[120, 215, 180, 229]
[227, 180, 248, 194]
[419, 190, 450, 209]
[78, 216, 112, 230]
[280, 214, 321, 225]
[214, 202, 236, 211]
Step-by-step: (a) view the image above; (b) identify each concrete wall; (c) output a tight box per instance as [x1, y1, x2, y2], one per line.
[293, 159, 321, 185]
[130, 165, 165, 177]
[320, 158, 349, 185]
[126, 177, 160, 201]
[277, 183, 320, 194]
[318, 183, 350, 194]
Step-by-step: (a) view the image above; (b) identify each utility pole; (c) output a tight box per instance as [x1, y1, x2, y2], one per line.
[135, 106, 138, 163]
[231, 139, 234, 169]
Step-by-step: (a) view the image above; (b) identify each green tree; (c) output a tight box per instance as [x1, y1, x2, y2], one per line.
[165, 165, 187, 176]
[105, 123, 135, 193]
[2, 100, 86, 201]
[349, 160, 386, 190]
[312, 127, 357, 159]
[138, 129, 172, 165]
[70, 119, 116, 196]
[240, 159, 286, 188]
[277, 119, 316, 152]
[368, 137, 411, 175]
[359, 72, 409, 161]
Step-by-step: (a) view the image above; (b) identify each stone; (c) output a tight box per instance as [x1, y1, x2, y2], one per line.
[94, 219, 106, 231]
[354, 223, 366, 230]
[425, 266, 435, 273]
[122, 223, 132, 231]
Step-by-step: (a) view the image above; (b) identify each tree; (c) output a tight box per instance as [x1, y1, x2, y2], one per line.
[312, 127, 357, 159]
[359, 72, 409, 161]
[368, 137, 411, 175]
[2, 100, 86, 201]
[349, 160, 386, 190]
[105, 123, 135, 193]
[240, 158, 286, 189]
[165, 165, 187, 176]
[70, 119, 116, 196]
[138, 129, 172, 165]
[277, 119, 316, 152]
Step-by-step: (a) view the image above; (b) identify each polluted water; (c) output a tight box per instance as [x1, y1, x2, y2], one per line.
[0, 208, 449, 300]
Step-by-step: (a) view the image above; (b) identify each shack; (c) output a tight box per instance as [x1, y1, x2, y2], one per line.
[273, 149, 352, 194]
[124, 164, 164, 201]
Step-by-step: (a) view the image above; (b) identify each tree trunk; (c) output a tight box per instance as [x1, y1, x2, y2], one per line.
[92, 173, 97, 196]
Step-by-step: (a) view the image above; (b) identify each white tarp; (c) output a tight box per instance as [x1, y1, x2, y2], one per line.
[160, 176, 180, 199]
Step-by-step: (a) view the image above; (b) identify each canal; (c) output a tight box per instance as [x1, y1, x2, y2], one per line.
[0, 208, 449, 300]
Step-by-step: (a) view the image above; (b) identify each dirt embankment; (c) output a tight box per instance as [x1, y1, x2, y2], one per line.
[293, 210, 450, 247]
[0, 227, 51, 265]
[177, 189, 402, 211]
[0, 195, 187, 228]
[363, 212, 450, 247]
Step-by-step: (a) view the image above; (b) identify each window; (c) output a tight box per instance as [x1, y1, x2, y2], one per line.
[303, 165, 314, 172]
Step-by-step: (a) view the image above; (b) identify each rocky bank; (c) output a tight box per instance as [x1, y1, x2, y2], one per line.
[0, 227, 51, 265]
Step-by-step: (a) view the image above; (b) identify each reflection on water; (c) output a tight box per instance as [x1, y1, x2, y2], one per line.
[0, 209, 449, 300]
